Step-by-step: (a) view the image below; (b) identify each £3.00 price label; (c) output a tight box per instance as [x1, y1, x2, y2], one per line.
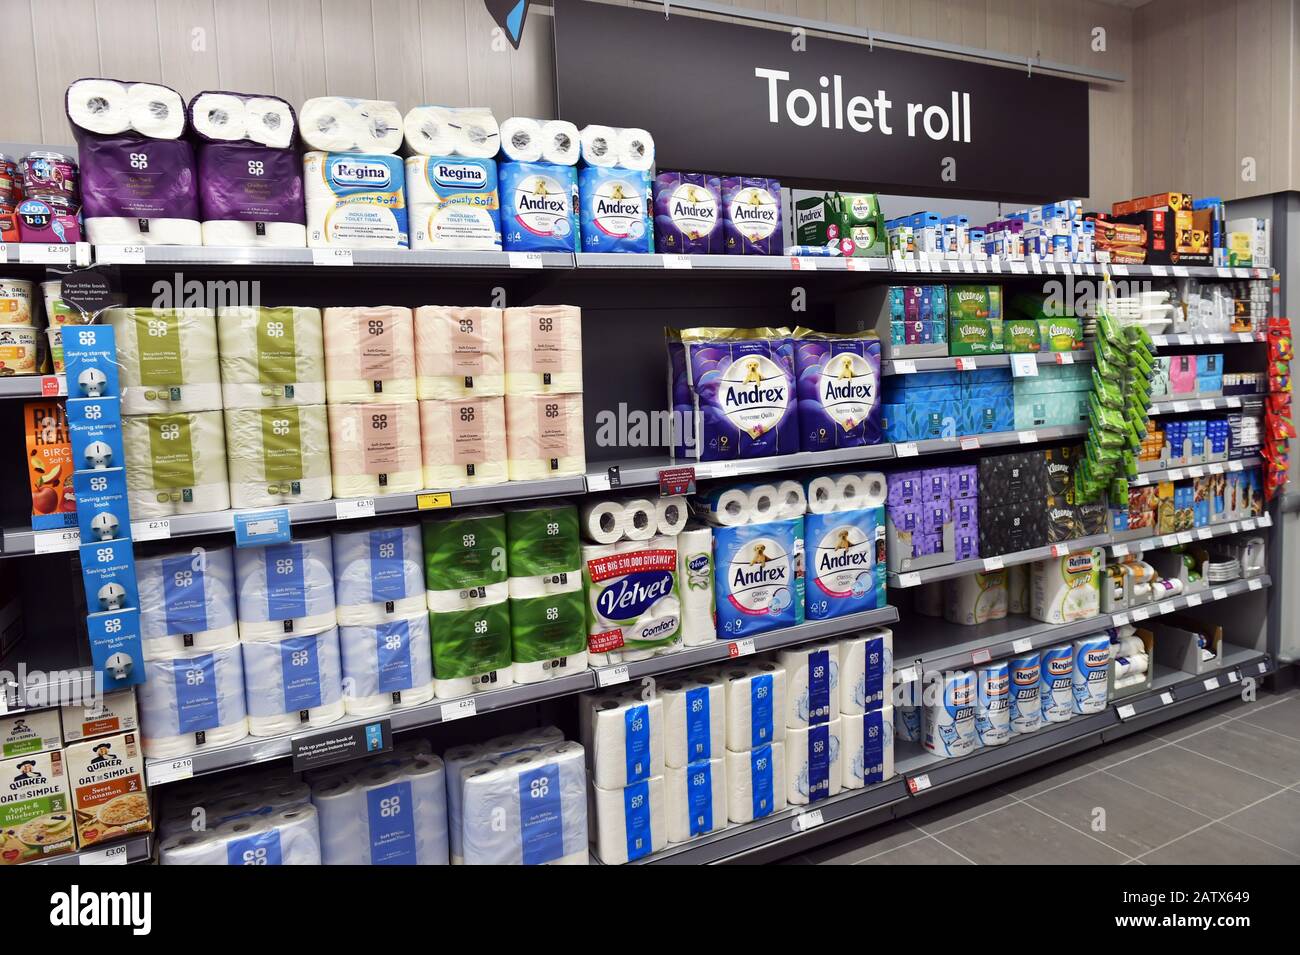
[80, 843, 129, 866]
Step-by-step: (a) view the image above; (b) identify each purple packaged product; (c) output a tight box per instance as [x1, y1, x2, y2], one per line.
[654, 172, 723, 254]
[197, 143, 305, 224]
[951, 465, 978, 499]
[21, 151, 79, 208]
[921, 501, 950, 535]
[793, 332, 882, 451]
[953, 499, 978, 528]
[922, 468, 949, 502]
[954, 530, 979, 561]
[903, 287, 922, 320]
[682, 331, 798, 461]
[77, 133, 198, 221]
[15, 198, 82, 243]
[888, 471, 922, 507]
[915, 533, 942, 557]
[890, 505, 920, 534]
[721, 176, 781, 255]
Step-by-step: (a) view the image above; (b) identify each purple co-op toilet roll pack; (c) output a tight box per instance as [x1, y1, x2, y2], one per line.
[793, 330, 883, 452]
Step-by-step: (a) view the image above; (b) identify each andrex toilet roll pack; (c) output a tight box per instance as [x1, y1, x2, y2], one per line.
[802, 506, 886, 620]
[721, 176, 781, 255]
[578, 165, 652, 253]
[713, 517, 804, 638]
[498, 160, 578, 252]
[653, 172, 723, 254]
[793, 330, 883, 451]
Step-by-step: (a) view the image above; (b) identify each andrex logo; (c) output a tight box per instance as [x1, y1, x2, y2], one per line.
[485, 0, 533, 48]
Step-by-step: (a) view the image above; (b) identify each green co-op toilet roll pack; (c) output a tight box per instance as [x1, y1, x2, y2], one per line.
[505, 502, 587, 683]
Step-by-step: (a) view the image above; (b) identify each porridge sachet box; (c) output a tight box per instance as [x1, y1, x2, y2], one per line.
[65, 731, 151, 848]
[0, 748, 75, 864]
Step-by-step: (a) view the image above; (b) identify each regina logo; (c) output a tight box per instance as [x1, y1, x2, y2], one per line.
[819, 352, 875, 430]
[1046, 657, 1072, 677]
[1065, 552, 1096, 576]
[433, 161, 488, 189]
[1012, 665, 1038, 685]
[1084, 648, 1110, 668]
[729, 187, 778, 239]
[951, 680, 975, 706]
[727, 538, 790, 615]
[984, 673, 1009, 696]
[813, 524, 873, 597]
[719, 354, 788, 438]
[331, 158, 392, 189]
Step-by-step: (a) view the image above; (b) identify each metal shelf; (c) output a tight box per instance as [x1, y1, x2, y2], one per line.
[0, 242, 80, 266]
[1147, 394, 1249, 415]
[92, 245, 574, 269]
[886, 256, 1269, 281]
[0, 375, 61, 398]
[905, 425, 1087, 456]
[1108, 514, 1272, 556]
[1150, 331, 1264, 348]
[882, 352, 1090, 374]
[575, 252, 889, 272]
[1132, 455, 1261, 486]
[890, 533, 1111, 588]
[26, 833, 153, 866]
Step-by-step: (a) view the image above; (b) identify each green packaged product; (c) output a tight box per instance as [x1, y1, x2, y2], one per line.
[505, 502, 581, 579]
[1125, 323, 1155, 349]
[509, 589, 587, 663]
[1003, 317, 1041, 352]
[429, 602, 511, 679]
[838, 193, 888, 256]
[423, 508, 507, 592]
[948, 285, 1002, 320]
[794, 193, 840, 248]
[948, 317, 1003, 355]
[1037, 318, 1083, 351]
[1096, 313, 1123, 347]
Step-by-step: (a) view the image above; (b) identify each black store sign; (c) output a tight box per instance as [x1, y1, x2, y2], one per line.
[554, 2, 1090, 201]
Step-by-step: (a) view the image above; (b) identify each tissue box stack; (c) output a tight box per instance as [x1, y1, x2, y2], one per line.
[582, 689, 668, 863]
[977, 451, 1048, 557]
[835, 629, 895, 790]
[502, 305, 586, 481]
[881, 367, 1014, 442]
[887, 285, 948, 353]
[1012, 361, 1092, 430]
[885, 465, 978, 569]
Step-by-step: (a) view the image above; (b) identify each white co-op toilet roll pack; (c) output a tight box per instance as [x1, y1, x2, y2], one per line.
[304, 150, 408, 248]
[923, 670, 979, 757]
[721, 661, 787, 751]
[503, 306, 583, 395]
[241, 627, 345, 736]
[659, 676, 725, 768]
[665, 757, 727, 843]
[299, 97, 403, 153]
[136, 544, 239, 658]
[842, 705, 894, 789]
[106, 308, 223, 415]
[338, 614, 434, 715]
[723, 742, 786, 823]
[581, 690, 666, 789]
[224, 405, 333, 509]
[402, 105, 500, 158]
[327, 401, 424, 496]
[137, 642, 249, 758]
[160, 805, 322, 865]
[217, 306, 326, 409]
[310, 755, 448, 865]
[591, 775, 666, 865]
[779, 641, 840, 728]
[123, 411, 231, 519]
[67, 78, 187, 138]
[234, 536, 337, 641]
[505, 392, 586, 481]
[785, 716, 842, 805]
[499, 117, 581, 165]
[332, 524, 426, 625]
[323, 306, 417, 404]
[836, 627, 893, 716]
[413, 306, 505, 399]
[418, 397, 508, 488]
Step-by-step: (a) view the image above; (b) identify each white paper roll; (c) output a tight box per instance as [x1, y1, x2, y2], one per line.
[202, 781, 312, 835]
[161, 805, 321, 864]
[665, 757, 726, 843]
[836, 627, 894, 717]
[499, 116, 544, 162]
[579, 125, 619, 167]
[201, 219, 307, 248]
[699, 487, 752, 527]
[234, 536, 337, 641]
[581, 691, 665, 789]
[660, 676, 725, 768]
[786, 717, 843, 806]
[502, 305, 583, 395]
[746, 484, 780, 523]
[841, 706, 895, 790]
[724, 742, 786, 823]
[137, 544, 239, 659]
[923, 670, 980, 757]
[217, 306, 326, 409]
[413, 306, 505, 399]
[591, 775, 665, 865]
[403, 105, 499, 158]
[621, 498, 657, 542]
[805, 475, 840, 514]
[722, 661, 787, 752]
[943, 570, 1009, 627]
[426, 580, 509, 613]
[776, 480, 807, 519]
[300, 97, 402, 153]
[243, 96, 296, 149]
[85, 215, 202, 246]
[675, 525, 716, 647]
[778, 641, 841, 728]
[581, 500, 626, 544]
[432, 666, 513, 700]
[540, 120, 580, 165]
[128, 82, 188, 138]
[418, 397, 508, 489]
[66, 78, 131, 135]
[106, 307, 222, 415]
[323, 306, 417, 404]
[511, 650, 589, 685]
[974, 663, 1011, 746]
[189, 92, 248, 142]
[333, 524, 425, 625]
[328, 401, 424, 496]
[504, 393, 586, 481]
[123, 411, 231, 519]
[224, 405, 333, 509]
[339, 614, 435, 716]
[242, 627, 345, 736]
[311, 755, 448, 865]
[858, 471, 888, 507]
[834, 473, 865, 510]
[655, 495, 689, 537]
[137, 642, 248, 758]
[617, 127, 655, 171]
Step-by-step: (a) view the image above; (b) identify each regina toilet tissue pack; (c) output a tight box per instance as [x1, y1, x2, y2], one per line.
[837, 628, 894, 716]
[505, 393, 586, 481]
[217, 306, 326, 408]
[311, 754, 447, 865]
[136, 544, 239, 658]
[720, 661, 787, 751]
[403, 105, 499, 158]
[803, 503, 886, 620]
[332, 524, 426, 625]
[123, 411, 230, 519]
[506, 503, 587, 682]
[224, 405, 332, 509]
[503, 305, 583, 395]
[234, 536, 337, 641]
[323, 306, 417, 403]
[974, 662, 1011, 746]
[405, 156, 502, 251]
[581, 690, 665, 790]
[944, 569, 1009, 627]
[659, 676, 725, 768]
[106, 308, 222, 415]
[793, 330, 883, 451]
[498, 160, 579, 252]
[786, 717, 842, 805]
[137, 642, 249, 758]
[842, 706, 894, 788]
[327, 401, 423, 496]
[418, 397, 508, 489]
[713, 517, 804, 639]
[241, 627, 346, 736]
[304, 151, 408, 248]
[578, 165, 653, 253]
[665, 757, 727, 843]
[339, 614, 434, 715]
[160, 805, 321, 865]
[577, 125, 655, 171]
[1008, 651, 1042, 734]
[1039, 644, 1075, 723]
[725, 742, 785, 823]
[299, 97, 403, 154]
[923, 670, 979, 758]
[414, 306, 505, 399]
[592, 775, 666, 864]
[1030, 547, 1103, 624]
[499, 117, 580, 165]
[1072, 634, 1110, 714]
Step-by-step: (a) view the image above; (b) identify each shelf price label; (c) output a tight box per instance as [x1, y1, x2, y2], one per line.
[897, 572, 922, 588]
[1012, 637, 1033, 654]
[790, 256, 817, 271]
[312, 248, 353, 266]
[1054, 352, 1075, 365]
[954, 356, 977, 372]
[1010, 354, 1039, 378]
[959, 436, 980, 451]
[1185, 593, 1202, 607]
[983, 555, 1004, 572]
[971, 647, 992, 665]
[41, 375, 65, 397]
[416, 492, 452, 511]
[1017, 430, 1038, 445]
[662, 254, 692, 269]
[728, 638, 757, 659]
[147, 757, 194, 786]
[440, 698, 478, 722]
[1202, 677, 1220, 692]
[595, 664, 630, 688]
[34, 528, 81, 554]
[1160, 692, 1175, 706]
[792, 808, 824, 832]
[335, 498, 376, 520]
[1227, 671, 1240, 684]
[19, 244, 73, 264]
[80, 843, 129, 866]
[907, 774, 932, 794]
[895, 442, 919, 458]
[892, 359, 917, 375]
[508, 251, 544, 269]
[1211, 587, 1229, 602]
[1248, 579, 1263, 591]
[131, 519, 171, 542]
[1116, 704, 1136, 721]
[1111, 612, 1130, 626]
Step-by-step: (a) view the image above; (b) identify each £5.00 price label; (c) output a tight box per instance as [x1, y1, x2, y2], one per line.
[596, 664, 630, 688]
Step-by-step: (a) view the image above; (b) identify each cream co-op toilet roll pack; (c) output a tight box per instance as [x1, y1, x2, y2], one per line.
[327, 401, 423, 496]
[414, 306, 505, 399]
[503, 305, 583, 395]
[323, 306, 417, 403]
[106, 307, 222, 415]
[123, 410, 231, 519]
[505, 392, 586, 481]
[217, 306, 326, 408]
[225, 405, 332, 509]
[419, 396, 508, 489]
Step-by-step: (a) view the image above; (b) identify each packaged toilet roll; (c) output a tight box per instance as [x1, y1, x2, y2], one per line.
[712, 517, 804, 638]
[137, 642, 249, 758]
[405, 156, 502, 251]
[582, 536, 682, 664]
[423, 508, 508, 607]
[304, 151, 408, 248]
[418, 397, 508, 488]
[498, 160, 579, 252]
[581, 692, 666, 789]
[505, 502, 586, 680]
[327, 401, 424, 496]
[323, 306, 417, 403]
[724, 742, 786, 823]
[224, 405, 333, 509]
[1039, 644, 1074, 723]
[1072, 635, 1111, 715]
[299, 97, 403, 154]
[461, 740, 588, 865]
[786, 717, 842, 805]
[234, 536, 337, 641]
[592, 775, 666, 864]
[505, 393, 586, 480]
[578, 165, 652, 253]
[137, 544, 239, 658]
[578, 125, 619, 167]
[665, 757, 727, 843]
[499, 117, 544, 162]
[974, 662, 1012, 746]
[189, 91, 297, 148]
[200, 781, 312, 834]
[1008, 652, 1042, 735]
[333, 524, 426, 626]
[660, 676, 725, 768]
[778, 641, 840, 728]
[722, 661, 787, 751]
[1030, 547, 1103, 625]
[430, 600, 512, 698]
[122, 411, 231, 519]
[803, 504, 886, 619]
[338, 614, 435, 715]
[617, 128, 655, 172]
[160, 805, 321, 865]
[776, 480, 807, 519]
[944, 569, 1009, 627]
[503, 305, 583, 394]
[413, 306, 505, 399]
[842, 706, 894, 789]
[895, 678, 923, 742]
[77, 133, 202, 244]
[403, 105, 499, 158]
[217, 306, 326, 408]
[923, 670, 979, 757]
[837, 627, 894, 716]
[67, 78, 187, 138]
[241, 627, 345, 736]
[198, 142, 307, 247]
[106, 308, 222, 415]
[509, 588, 587, 683]
[676, 525, 716, 647]
[311, 755, 448, 865]
[579, 497, 661, 543]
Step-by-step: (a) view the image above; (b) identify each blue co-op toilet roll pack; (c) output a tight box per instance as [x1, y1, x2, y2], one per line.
[713, 517, 804, 638]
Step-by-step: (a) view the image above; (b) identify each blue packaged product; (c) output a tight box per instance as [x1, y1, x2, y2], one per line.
[305, 151, 408, 248]
[951, 465, 978, 499]
[1039, 644, 1074, 723]
[887, 471, 923, 507]
[803, 507, 885, 620]
[498, 160, 578, 252]
[792, 329, 882, 451]
[1008, 651, 1041, 734]
[713, 517, 804, 638]
[579, 165, 652, 253]
[1071, 635, 1110, 714]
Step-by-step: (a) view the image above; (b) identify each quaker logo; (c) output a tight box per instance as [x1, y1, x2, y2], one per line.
[595, 570, 674, 621]
[432, 161, 488, 189]
[719, 354, 789, 437]
[818, 352, 875, 430]
[330, 158, 393, 189]
[485, 0, 533, 48]
[10, 759, 46, 788]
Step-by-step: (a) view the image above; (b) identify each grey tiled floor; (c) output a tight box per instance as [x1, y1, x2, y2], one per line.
[781, 685, 1300, 865]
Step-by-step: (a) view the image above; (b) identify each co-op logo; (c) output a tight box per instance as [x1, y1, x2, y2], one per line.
[331, 159, 392, 189]
[433, 161, 487, 189]
[485, 0, 534, 48]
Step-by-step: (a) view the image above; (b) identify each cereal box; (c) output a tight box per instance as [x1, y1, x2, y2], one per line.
[60, 689, 140, 743]
[1, 709, 63, 758]
[1, 749, 75, 863]
[65, 731, 151, 848]
[25, 400, 77, 530]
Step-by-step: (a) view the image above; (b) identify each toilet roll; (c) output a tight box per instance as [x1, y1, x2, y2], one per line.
[944, 570, 1009, 627]
[429, 600, 513, 697]
[540, 120, 581, 165]
[199, 218, 308, 247]
[106, 307, 222, 415]
[776, 480, 807, 519]
[698, 486, 754, 527]
[1113, 652, 1149, 679]
[418, 397, 508, 489]
[505, 393, 586, 480]
[137, 642, 249, 758]
[311, 755, 448, 865]
[582, 692, 665, 789]
[500, 116, 543, 162]
[224, 405, 333, 509]
[746, 484, 780, 523]
[617, 128, 656, 172]
[509, 587, 587, 682]
[676, 525, 716, 647]
[805, 475, 840, 515]
[580, 500, 626, 544]
[502, 306, 583, 395]
[299, 97, 403, 153]
[724, 743, 786, 824]
[202, 781, 312, 833]
[836, 627, 894, 716]
[78, 131, 201, 245]
[974, 662, 1011, 746]
[160, 805, 321, 865]
[656, 496, 689, 536]
[413, 306, 505, 399]
[67, 78, 186, 138]
[620, 498, 658, 542]
[778, 641, 841, 728]
[665, 757, 726, 843]
[836, 471, 888, 510]
[785, 717, 843, 805]
[592, 776, 666, 865]
[1113, 634, 1145, 659]
[578, 125, 619, 168]
[405, 155, 503, 251]
[217, 306, 326, 409]
[333, 524, 426, 626]
[137, 544, 239, 659]
[323, 306, 417, 404]
[234, 536, 337, 641]
[189, 91, 296, 148]
[461, 740, 588, 865]
[422, 507, 507, 597]
[327, 401, 424, 496]
[582, 536, 682, 664]
[84, 212, 203, 246]
[722, 661, 788, 751]
[661, 676, 725, 767]
[842, 706, 894, 789]
[923, 670, 979, 757]
[241, 627, 346, 736]
[403, 105, 499, 158]
[122, 411, 230, 519]
[338, 615, 435, 715]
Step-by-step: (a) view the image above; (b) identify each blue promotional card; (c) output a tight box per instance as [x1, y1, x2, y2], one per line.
[79, 536, 140, 613]
[66, 396, 125, 472]
[86, 607, 146, 690]
[72, 467, 132, 543]
[60, 324, 120, 400]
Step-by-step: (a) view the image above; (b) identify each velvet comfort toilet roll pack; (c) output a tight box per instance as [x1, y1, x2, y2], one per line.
[137, 642, 249, 758]
[123, 410, 231, 519]
[241, 627, 346, 736]
[106, 308, 223, 415]
[413, 306, 506, 399]
[323, 306, 417, 404]
[136, 544, 239, 658]
[327, 401, 423, 496]
[234, 536, 337, 641]
[224, 404, 333, 509]
[310, 755, 448, 865]
[217, 306, 326, 408]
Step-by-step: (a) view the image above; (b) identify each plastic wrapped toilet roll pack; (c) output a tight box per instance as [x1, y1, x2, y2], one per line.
[503, 306, 583, 395]
[461, 740, 588, 865]
[311, 755, 448, 865]
[1072, 635, 1110, 715]
[944, 569, 1009, 627]
[580, 496, 688, 545]
[106, 308, 222, 415]
[339, 614, 434, 715]
[578, 124, 655, 172]
[137, 544, 239, 658]
[405, 156, 502, 251]
[779, 641, 840, 728]
[328, 401, 423, 497]
[304, 151, 408, 248]
[722, 661, 787, 751]
[895, 678, 923, 742]
[506, 392, 586, 481]
[582, 536, 682, 664]
[299, 97, 403, 154]
[660, 676, 724, 768]
[842, 706, 894, 789]
[697, 480, 810, 527]
[1008, 652, 1042, 735]
[163, 779, 310, 838]
[724, 742, 785, 823]
[160, 805, 321, 865]
[419, 397, 508, 489]
[217, 306, 326, 409]
[76, 131, 201, 245]
[137, 642, 249, 758]
[67, 78, 187, 139]
[241, 627, 345, 736]
[225, 405, 333, 509]
[414, 306, 505, 399]
[189, 91, 297, 148]
[403, 105, 500, 158]
[323, 306, 417, 404]
[592, 774, 666, 865]
[505, 503, 587, 682]
[786, 717, 842, 805]
[665, 757, 726, 843]
[803, 471, 889, 515]
[333, 524, 426, 625]
[582, 691, 666, 789]
[837, 628, 894, 716]
[197, 142, 307, 247]
[974, 662, 1011, 746]
[235, 537, 337, 641]
[123, 411, 231, 519]
[676, 525, 717, 647]
[923, 670, 979, 757]
[499, 117, 581, 165]
[1039, 644, 1074, 723]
